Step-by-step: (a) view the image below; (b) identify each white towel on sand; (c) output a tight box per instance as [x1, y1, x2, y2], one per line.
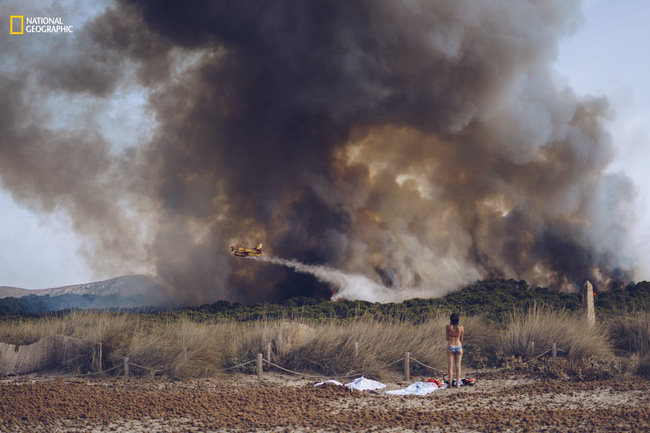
[314, 380, 343, 387]
[385, 381, 446, 395]
[345, 377, 387, 391]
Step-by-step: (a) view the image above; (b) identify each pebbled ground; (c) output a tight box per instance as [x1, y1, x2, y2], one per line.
[0, 373, 649, 432]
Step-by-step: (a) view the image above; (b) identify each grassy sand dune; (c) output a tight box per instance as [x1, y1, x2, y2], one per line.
[1, 306, 649, 379]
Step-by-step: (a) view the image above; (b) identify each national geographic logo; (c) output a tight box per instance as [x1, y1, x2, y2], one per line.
[10, 15, 74, 34]
[10, 15, 23, 34]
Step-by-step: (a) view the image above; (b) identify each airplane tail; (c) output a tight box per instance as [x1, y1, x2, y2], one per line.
[256, 244, 263, 252]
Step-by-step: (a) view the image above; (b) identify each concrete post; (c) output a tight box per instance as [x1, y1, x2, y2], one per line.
[582, 280, 596, 327]
[552, 342, 557, 358]
[528, 341, 535, 358]
[257, 353, 263, 381]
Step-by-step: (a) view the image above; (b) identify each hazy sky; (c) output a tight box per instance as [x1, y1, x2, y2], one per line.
[555, 0, 650, 280]
[1, 0, 649, 289]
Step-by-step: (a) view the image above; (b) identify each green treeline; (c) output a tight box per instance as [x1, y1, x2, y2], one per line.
[1, 279, 650, 321]
[179, 279, 650, 322]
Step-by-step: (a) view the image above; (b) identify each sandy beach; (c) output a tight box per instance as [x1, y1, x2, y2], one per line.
[1, 371, 649, 432]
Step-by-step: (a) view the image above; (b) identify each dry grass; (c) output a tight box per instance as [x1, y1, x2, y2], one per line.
[638, 353, 650, 378]
[0, 313, 228, 378]
[279, 318, 447, 378]
[0, 308, 634, 379]
[498, 304, 613, 360]
[123, 319, 228, 378]
[0, 313, 500, 379]
[607, 311, 650, 377]
[608, 311, 650, 357]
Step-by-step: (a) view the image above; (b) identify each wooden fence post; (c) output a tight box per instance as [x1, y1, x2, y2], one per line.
[552, 342, 557, 358]
[404, 352, 410, 382]
[266, 343, 271, 364]
[93, 343, 102, 373]
[123, 357, 129, 377]
[528, 341, 535, 358]
[257, 353, 263, 381]
[354, 341, 359, 359]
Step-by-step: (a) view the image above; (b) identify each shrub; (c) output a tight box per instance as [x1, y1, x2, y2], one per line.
[637, 353, 650, 378]
[608, 311, 650, 357]
[497, 304, 612, 361]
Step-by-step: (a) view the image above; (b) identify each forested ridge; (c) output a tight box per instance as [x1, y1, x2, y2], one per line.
[180, 279, 650, 322]
[2, 279, 649, 321]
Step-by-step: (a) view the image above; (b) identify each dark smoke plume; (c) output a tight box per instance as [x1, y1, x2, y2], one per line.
[0, 0, 637, 304]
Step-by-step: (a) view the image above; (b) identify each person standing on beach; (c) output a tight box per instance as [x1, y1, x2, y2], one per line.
[446, 313, 464, 388]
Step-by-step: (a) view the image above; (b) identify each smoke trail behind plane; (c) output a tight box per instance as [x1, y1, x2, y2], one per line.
[258, 256, 421, 302]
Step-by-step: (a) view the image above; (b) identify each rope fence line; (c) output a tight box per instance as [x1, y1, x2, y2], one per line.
[81, 357, 257, 378]
[83, 363, 122, 376]
[85, 343, 562, 379]
[263, 359, 361, 379]
[128, 362, 162, 375]
[409, 357, 446, 375]
[383, 358, 404, 368]
[72, 355, 433, 380]
[50, 340, 569, 380]
[213, 359, 257, 372]
[261, 354, 451, 381]
[521, 346, 567, 364]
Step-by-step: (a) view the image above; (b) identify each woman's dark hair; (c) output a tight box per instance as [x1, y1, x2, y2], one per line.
[450, 313, 460, 326]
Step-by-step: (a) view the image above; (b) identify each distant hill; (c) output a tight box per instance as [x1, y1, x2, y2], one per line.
[0, 286, 30, 298]
[0, 275, 167, 304]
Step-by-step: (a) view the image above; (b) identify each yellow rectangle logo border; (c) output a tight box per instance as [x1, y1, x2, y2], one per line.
[10, 15, 24, 34]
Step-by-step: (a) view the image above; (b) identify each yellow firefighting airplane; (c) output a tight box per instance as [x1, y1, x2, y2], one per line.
[230, 243, 263, 257]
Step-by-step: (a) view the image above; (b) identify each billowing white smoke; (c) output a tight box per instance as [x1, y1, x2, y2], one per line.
[258, 256, 427, 302]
